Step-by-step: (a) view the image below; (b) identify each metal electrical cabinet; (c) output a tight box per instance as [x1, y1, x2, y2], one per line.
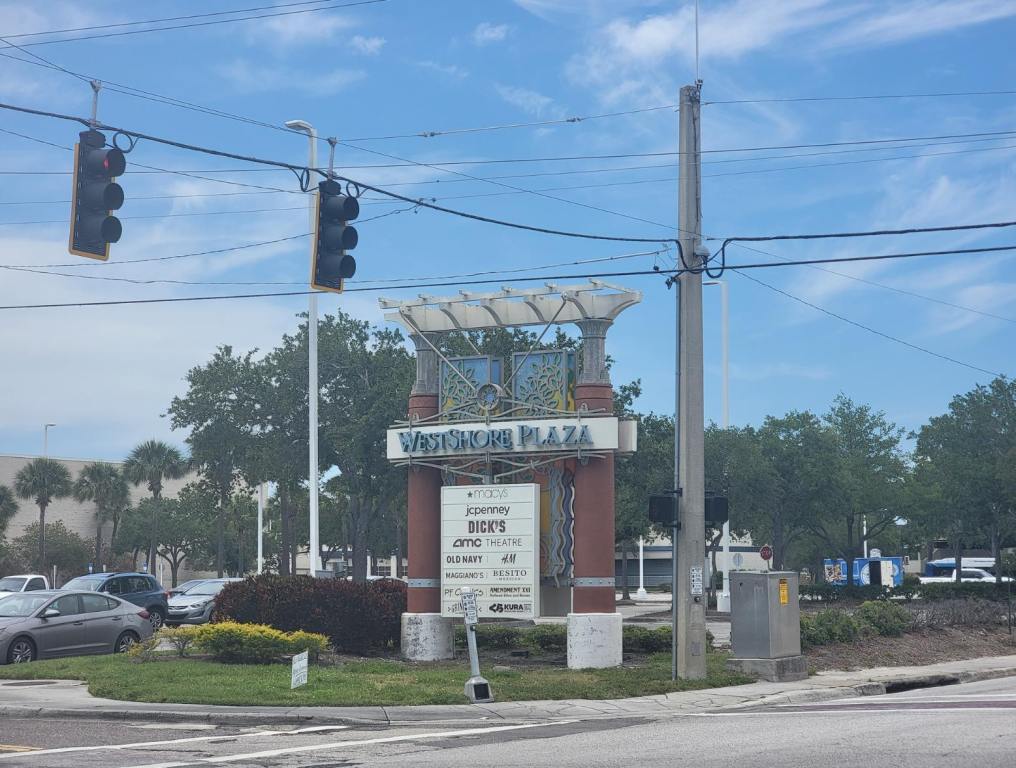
[730, 571, 801, 659]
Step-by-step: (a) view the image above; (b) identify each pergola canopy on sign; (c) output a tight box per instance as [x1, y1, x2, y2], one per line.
[378, 280, 642, 333]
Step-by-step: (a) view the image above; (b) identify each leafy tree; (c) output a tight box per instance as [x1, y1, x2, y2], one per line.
[168, 346, 258, 577]
[13, 521, 90, 582]
[149, 493, 210, 587]
[615, 413, 673, 598]
[72, 462, 129, 568]
[113, 505, 153, 571]
[813, 396, 908, 583]
[318, 311, 415, 581]
[0, 485, 18, 539]
[13, 458, 72, 572]
[914, 377, 1016, 582]
[123, 440, 188, 575]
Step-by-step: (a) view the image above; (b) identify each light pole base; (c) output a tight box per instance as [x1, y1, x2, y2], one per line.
[566, 612, 622, 669]
[401, 613, 453, 661]
[464, 675, 494, 703]
[716, 591, 731, 612]
[634, 588, 649, 599]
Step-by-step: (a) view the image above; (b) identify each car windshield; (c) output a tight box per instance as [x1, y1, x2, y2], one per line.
[0, 577, 27, 591]
[188, 581, 228, 596]
[0, 594, 50, 617]
[61, 576, 105, 591]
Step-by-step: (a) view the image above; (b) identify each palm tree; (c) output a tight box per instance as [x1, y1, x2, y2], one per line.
[123, 440, 188, 574]
[13, 458, 72, 571]
[0, 485, 19, 538]
[73, 463, 129, 568]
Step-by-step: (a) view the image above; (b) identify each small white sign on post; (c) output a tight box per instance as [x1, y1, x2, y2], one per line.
[690, 566, 704, 597]
[290, 650, 309, 689]
[461, 588, 479, 626]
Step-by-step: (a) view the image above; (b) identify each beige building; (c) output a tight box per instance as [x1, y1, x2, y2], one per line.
[0, 452, 198, 581]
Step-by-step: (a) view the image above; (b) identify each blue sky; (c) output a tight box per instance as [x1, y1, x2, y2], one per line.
[0, 0, 1014, 462]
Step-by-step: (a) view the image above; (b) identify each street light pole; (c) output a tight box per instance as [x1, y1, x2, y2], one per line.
[704, 280, 730, 612]
[285, 119, 321, 577]
[43, 423, 55, 457]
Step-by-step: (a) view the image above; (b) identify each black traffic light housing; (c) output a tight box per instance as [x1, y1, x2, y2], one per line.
[648, 489, 682, 528]
[69, 129, 125, 260]
[705, 492, 729, 527]
[311, 178, 359, 293]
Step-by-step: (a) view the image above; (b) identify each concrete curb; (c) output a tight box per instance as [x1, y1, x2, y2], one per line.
[2, 660, 1015, 727]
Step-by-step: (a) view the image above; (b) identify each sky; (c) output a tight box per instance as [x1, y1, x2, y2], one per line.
[0, 0, 1014, 462]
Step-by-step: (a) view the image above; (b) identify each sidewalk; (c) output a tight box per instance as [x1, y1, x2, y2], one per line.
[2, 654, 1014, 727]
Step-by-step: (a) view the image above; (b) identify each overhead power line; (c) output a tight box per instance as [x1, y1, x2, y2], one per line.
[2, 0, 387, 47]
[706, 89, 1016, 106]
[733, 270, 1005, 378]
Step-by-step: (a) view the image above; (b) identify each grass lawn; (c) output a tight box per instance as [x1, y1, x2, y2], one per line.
[0, 652, 751, 706]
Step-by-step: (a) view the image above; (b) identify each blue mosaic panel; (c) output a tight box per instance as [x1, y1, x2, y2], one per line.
[439, 356, 502, 420]
[511, 350, 576, 415]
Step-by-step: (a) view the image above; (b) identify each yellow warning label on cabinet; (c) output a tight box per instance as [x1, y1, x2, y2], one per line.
[779, 578, 789, 605]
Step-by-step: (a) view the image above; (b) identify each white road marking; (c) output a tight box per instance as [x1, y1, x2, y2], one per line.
[815, 693, 1016, 704]
[0, 725, 349, 759]
[684, 708, 1015, 716]
[123, 721, 580, 768]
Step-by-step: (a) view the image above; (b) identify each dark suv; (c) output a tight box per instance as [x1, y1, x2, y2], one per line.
[61, 573, 170, 629]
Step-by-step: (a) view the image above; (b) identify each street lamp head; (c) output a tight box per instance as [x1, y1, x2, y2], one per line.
[694, 244, 711, 260]
[285, 119, 315, 135]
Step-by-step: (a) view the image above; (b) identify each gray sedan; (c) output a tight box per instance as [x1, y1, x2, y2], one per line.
[0, 590, 154, 664]
[166, 578, 241, 626]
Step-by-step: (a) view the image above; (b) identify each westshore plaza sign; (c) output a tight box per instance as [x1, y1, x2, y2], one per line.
[386, 416, 631, 460]
[440, 484, 540, 620]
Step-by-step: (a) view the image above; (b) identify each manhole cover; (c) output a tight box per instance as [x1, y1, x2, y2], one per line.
[1, 680, 59, 687]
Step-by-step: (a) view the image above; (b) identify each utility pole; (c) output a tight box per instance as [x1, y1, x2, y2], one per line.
[675, 82, 707, 680]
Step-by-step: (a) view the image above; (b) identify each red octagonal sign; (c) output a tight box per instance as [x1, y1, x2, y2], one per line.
[759, 544, 773, 561]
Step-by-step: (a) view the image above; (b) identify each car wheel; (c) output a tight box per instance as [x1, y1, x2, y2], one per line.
[115, 631, 139, 654]
[6, 637, 36, 664]
[149, 608, 166, 631]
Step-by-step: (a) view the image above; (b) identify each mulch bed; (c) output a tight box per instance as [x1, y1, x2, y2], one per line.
[806, 627, 1016, 672]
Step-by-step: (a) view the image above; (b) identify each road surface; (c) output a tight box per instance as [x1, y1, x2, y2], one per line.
[0, 676, 1013, 767]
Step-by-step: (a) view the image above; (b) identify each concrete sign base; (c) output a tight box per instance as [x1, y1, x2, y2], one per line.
[726, 654, 808, 682]
[402, 613, 454, 661]
[566, 612, 623, 669]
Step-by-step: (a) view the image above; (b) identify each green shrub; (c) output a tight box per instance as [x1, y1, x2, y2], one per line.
[855, 600, 910, 637]
[126, 635, 160, 663]
[453, 623, 524, 651]
[214, 575, 405, 653]
[918, 582, 1011, 602]
[527, 624, 567, 652]
[801, 609, 863, 648]
[159, 626, 199, 657]
[622, 625, 672, 653]
[194, 621, 328, 664]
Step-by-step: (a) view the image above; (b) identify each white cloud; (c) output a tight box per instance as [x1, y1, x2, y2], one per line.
[473, 22, 511, 45]
[217, 59, 365, 94]
[819, 0, 1016, 50]
[350, 34, 386, 55]
[415, 60, 469, 80]
[244, 10, 356, 47]
[495, 84, 563, 118]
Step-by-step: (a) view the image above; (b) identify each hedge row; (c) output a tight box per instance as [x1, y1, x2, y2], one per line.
[800, 582, 1013, 603]
[452, 624, 707, 655]
[800, 601, 911, 649]
[214, 575, 405, 654]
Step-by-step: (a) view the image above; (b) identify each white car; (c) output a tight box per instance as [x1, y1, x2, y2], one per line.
[0, 574, 50, 599]
[919, 568, 1012, 584]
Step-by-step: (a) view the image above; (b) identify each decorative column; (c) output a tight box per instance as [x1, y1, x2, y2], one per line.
[401, 331, 453, 660]
[568, 318, 622, 668]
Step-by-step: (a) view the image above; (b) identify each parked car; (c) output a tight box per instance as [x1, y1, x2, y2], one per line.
[168, 579, 208, 596]
[61, 572, 170, 629]
[0, 590, 153, 664]
[166, 578, 242, 626]
[919, 568, 1013, 584]
[0, 574, 50, 599]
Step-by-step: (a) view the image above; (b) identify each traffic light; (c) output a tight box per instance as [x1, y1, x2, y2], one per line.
[648, 489, 682, 528]
[311, 178, 359, 293]
[705, 493, 729, 527]
[69, 129, 125, 260]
